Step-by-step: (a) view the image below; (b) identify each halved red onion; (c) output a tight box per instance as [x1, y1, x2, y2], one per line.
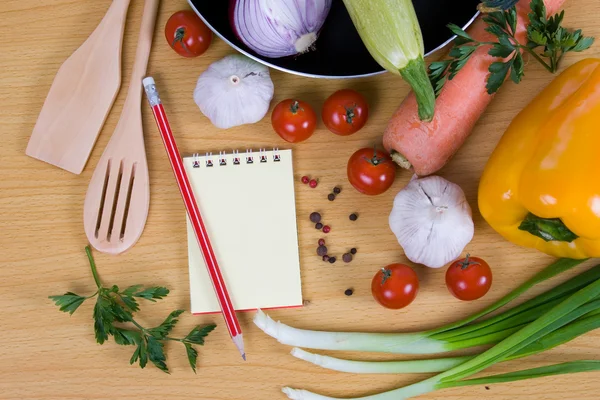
[230, 0, 332, 58]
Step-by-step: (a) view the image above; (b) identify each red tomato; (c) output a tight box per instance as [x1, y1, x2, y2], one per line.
[271, 99, 317, 143]
[322, 89, 369, 135]
[347, 148, 396, 195]
[371, 264, 419, 309]
[165, 10, 212, 58]
[446, 255, 493, 301]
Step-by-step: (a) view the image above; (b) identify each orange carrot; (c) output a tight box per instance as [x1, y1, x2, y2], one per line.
[383, 0, 566, 177]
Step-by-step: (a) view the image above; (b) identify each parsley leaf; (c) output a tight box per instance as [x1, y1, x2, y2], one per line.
[428, 0, 594, 95]
[480, 0, 520, 12]
[147, 336, 169, 373]
[428, 60, 452, 97]
[487, 60, 513, 94]
[50, 246, 216, 373]
[148, 309, 185, 340]
[133, 286, 169, 301]
[527, 0, 595, 71]
[111, 327, 141, 346]
[184, 343, 199, 373]
[49, 292, 87, 315]
[185, 324, 217, 345]
[93, 296, 114, 344]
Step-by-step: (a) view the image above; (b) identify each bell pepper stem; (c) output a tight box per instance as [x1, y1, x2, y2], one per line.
[518, 213, 579, 242]
[400, 56, 436, 122]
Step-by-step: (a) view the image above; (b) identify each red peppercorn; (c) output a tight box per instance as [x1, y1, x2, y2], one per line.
[318, 239, 325, 246]
[323, 225, 331, 233]
[301, 176, 310, 184]
[309, 179, 318, 188]
[322, 255, 330, 262]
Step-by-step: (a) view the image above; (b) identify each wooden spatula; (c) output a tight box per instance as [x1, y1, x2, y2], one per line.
[26, 0, 132, 175]
[83, 0, 160, 255]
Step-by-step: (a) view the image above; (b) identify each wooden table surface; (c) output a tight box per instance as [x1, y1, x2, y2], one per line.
[2, 1, 600, 399]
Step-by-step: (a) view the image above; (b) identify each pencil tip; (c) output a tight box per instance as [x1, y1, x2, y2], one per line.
[242, 353, 246, 361]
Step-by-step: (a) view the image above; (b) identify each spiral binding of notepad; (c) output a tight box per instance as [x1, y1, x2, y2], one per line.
[191, 148, 281, 168]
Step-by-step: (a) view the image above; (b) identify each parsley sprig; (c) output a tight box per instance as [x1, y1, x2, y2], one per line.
[50, 246, 216, 373]
[429, 0, 594, 96]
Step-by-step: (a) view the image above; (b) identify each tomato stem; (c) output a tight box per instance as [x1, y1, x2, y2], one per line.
[345, 104, 356, 124]
[290, 100, 301, 114]
[362, 145, 386, 166]
[381, 268, 392, 285]
[460, 253, 479, 270]
[172, 27, 191, 55]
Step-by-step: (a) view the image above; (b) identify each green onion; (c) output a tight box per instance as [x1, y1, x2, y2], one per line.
[341, 0, 436, 121]
[254, 259, 589, 355]
[280, 274, 600, 399]
[289, 305, 600, 376]
[290, 348, 471, 374]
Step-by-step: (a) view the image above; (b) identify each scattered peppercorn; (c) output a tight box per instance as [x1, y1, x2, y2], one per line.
[317, 245, 328, 257]
[309, 179, 318, 188]
[323, 225, 331, 233]
[301, 176, 310, 184]
[333, 187, 341, 194]
[344, 288, 354, 296]
[327, 193, 336, 201]
[349, 213, 358, 221]
[350, 248, 357, 255]
[342, 253, 353, 263]
[315, 222, 323, 230]
[310, 212, 321, 223]
[328, 256, 336, 264]
[318, 238, 325, 246]
[322, 255, 330, 262]
[485, 387, 490, 391]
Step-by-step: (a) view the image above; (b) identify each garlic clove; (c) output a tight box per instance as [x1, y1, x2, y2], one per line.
[193, 54, 274, 129]
[389, 175, 474, 269]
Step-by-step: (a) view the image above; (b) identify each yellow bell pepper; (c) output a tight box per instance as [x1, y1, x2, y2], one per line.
[479, 58, 600, 259]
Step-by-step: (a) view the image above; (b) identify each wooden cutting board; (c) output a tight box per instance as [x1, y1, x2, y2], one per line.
[2, 0, 600, 400]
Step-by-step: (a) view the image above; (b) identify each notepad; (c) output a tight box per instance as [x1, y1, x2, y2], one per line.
[183, 149, 302, 314]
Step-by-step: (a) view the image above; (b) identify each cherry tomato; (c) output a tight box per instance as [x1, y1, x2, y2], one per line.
[371, 264, 419, 309]
[347, 147, 396, 195]
[322, 89, 369, 135]
[271, 99, 317, 143]
[165, 10, 212, 58]
[446, 255, 493, 301]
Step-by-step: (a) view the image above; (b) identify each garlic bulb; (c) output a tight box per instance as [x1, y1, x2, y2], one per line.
[193, 54, 274, 129]
[389, 175, 474, 269]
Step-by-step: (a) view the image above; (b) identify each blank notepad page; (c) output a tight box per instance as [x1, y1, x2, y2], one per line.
[183, 149, 302, 314]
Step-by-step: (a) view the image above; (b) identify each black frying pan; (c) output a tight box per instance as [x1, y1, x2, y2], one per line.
[187, 0, 480, 79]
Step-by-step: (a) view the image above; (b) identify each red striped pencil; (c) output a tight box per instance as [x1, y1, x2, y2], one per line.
[142, 77, 245, 361]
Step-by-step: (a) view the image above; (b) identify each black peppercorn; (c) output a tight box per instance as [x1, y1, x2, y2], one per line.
[328, 256, 336, 264]
[327, 193, 336, 201]
[310, 212, 321, 223]
[317, 245, 328, 257]
[344, 288, 354, 296]
[315, 222, 323, 229]
[349, 213, 358, 221]
[350, 248, 357, 255]
[342, 253, 353, 263]
[333, 187, 341, 194]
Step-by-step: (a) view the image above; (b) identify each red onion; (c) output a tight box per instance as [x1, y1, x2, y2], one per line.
[230, 0, 332, 58]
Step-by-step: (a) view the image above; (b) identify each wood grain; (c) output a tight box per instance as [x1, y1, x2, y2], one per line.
[1, 0, 599, 399]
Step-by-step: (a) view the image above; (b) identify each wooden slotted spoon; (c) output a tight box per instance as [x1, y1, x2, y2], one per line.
[83, 0, 160, 255]
[26, 0, 132, 175]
